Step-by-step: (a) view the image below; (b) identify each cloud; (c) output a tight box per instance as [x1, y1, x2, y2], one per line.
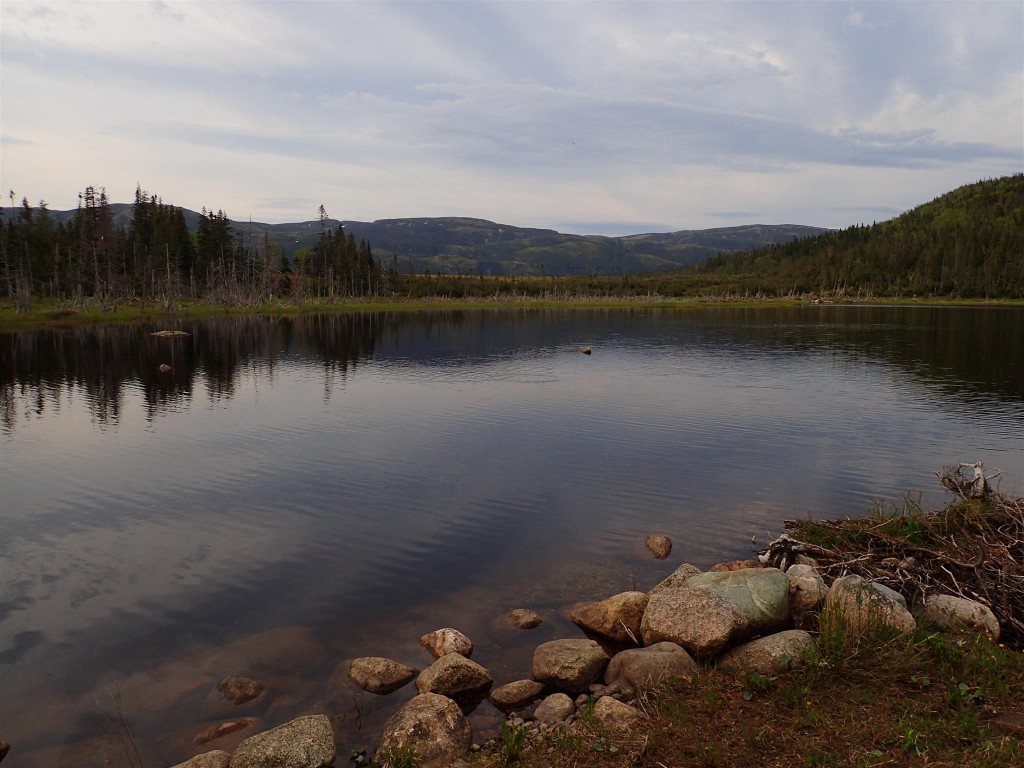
[1, 1, 1020, 231]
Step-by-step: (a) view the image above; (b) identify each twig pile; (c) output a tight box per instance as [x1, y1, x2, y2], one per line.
[761, 465, 1024, 648]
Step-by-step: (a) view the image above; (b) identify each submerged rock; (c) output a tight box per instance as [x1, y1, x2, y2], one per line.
[216, 676, 265, 705]
[348, 657, 418, 695]
[375, 693, 472, 768]
[196, 719, 257, 746]
[504, 609, 543, 629]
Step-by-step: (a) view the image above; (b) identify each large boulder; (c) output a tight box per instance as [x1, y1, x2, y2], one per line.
[923, 595, 1000, 639]
[717, 630, 817, 676]
[348, 657, 418, 695]
[172, 752, 232, 768]
[649, 563, 702, 594]
[604, 642, 699, 694]
[375, 693, 472, 768]
[416, 653, 492, 698]
[684, 568, 790, 638]
[420, 628, 474, 659]
[590, 697, 643, 731]
[640, 586, 746, 656]
[532, 639, 610, 695]
[823, 575, 916, 636]
[228, 715, 335, 768]
[489, 680, 545, 712]
[570, 591, 648, 644]
[533, 693, 576, 724]
[787, 564, 828, 625]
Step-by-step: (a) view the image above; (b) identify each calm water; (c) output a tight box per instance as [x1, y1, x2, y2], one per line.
[2, 306, 1022, 766]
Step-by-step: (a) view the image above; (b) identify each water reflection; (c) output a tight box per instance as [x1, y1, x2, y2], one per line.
[0, 306, 1022, 768]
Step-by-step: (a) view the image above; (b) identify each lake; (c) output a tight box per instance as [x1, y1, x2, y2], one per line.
[1, 305, 1022, 766]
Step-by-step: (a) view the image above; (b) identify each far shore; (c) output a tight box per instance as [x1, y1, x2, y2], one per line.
[3, 294, 1022, 333]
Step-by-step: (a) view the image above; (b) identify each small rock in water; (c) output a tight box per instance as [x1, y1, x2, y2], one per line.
[581, 347, 592, 355]
[646, 535, 672, 559]
[216, 675, 265, 705]
[420, 627, 474, 659]
[504, 608, 543, 629]
[159, 363, 172, 372]
[194, 718, 256, 745]
[0, 741, 10, 764]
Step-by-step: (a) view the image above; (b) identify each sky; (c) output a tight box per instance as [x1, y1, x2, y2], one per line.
[1, 1, 1022, 236]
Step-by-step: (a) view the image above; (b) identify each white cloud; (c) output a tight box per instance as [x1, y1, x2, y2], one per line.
[1, 1, 1021, 232]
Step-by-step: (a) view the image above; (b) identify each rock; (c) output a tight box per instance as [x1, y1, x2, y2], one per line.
[570, 591, 648, 644]
[159, 363, 173, 372]
[923, 595, 1000, 639]
[532, 639, 610, 695]
[685, 567, 790, 639]
[375, 693, 472, 768]
[533, 693, 576, 724]
[489, 680, 545, 711]
[604, 642, 699, 693]
[590, 697, 643, 730]
[504, 609, 542, 629]
[216, 676, 265, 705]
[718, 630, 817, 676]
[228, 714, 335, 768]
[581, 347, 592, 355]
[645, 535, 672, 559]
[640, 586, 746, 656]
[0, 742, 9, 764]
[420, 628, 474, 659]
[711, 559, 761, 572]
[649, 563, 702, 594]
[824, 575, 916, 636]
[787, 564, 828, 625]
[416, 653, 493, 698]
[197, 719, 257, 745]
[348, 657, 418, 695]
[172, 751, 232, 768]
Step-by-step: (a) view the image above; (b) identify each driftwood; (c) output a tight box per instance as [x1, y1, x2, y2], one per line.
[760, 466, 1024, 648]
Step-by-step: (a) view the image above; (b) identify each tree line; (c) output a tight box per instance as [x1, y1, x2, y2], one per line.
[0, 186, 391, 310]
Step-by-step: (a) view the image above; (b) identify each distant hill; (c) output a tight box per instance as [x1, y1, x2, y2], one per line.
[693, 175, 1024, 298]
[5, 204, 828, 277]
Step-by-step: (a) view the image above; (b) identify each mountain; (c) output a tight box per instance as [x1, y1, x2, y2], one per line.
[4, 203, 828, 276]
[693, 175, 1024, 298]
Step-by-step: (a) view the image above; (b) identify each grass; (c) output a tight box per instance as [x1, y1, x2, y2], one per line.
[467, 629, 1023, 768]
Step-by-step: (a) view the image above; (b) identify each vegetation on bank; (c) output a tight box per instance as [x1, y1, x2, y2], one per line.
[459, 484, 1024, 768]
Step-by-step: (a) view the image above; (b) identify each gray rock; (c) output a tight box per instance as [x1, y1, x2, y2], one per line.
[570, 591, 648, 644]
[649, 563, 702, 594]
[872, 582, 907, 609]
[504, 609, 542, 629]
[590, 697, 643, 730]
[375, 693, 472, 768]
[416, 653, 493, 698]
[420, 628, 474, 659]
[718, 630, 817, 676]
[923, 594, 1000, 639]
[645, 535, 672, 559]
[640, 586, 746, 656]
[604, 641, 699, 693]
[532, 639, 610, 695]
[228, 714, 335, 768]
[824, 575, 916, 636]
[348, 657, 418, 695]
[685, 567, 790, 638]
[216, 676, 266, 705]
[489, 680, 545, 711]
[533, 693, 576, 724]
[786, 564, 828, 624]
[172, 751, 232, 768]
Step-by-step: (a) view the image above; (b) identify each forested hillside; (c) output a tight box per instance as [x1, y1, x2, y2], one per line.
[694, 175, 1024, 298]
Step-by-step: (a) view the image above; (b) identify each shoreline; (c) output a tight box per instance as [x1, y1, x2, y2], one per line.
[3, 294, 1022, 333]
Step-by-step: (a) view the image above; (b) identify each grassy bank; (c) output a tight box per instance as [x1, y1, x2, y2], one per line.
[3, 294, 1022, 332]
